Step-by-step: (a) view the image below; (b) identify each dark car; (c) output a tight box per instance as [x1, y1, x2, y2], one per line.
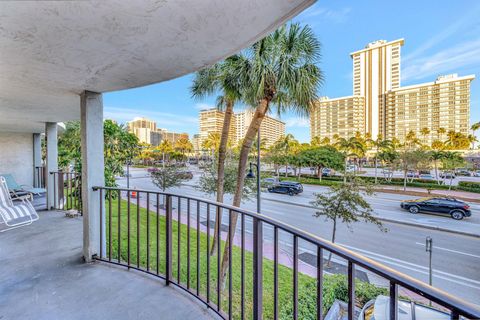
[439, 171, 456, 179]
[267, 181, 303, 196]
[400, 197, 471, 220]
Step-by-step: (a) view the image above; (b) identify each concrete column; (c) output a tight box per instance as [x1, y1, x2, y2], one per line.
[81, 91, 105, 262]
[45, 123, 58, 209]
[33, 133, 42, 187]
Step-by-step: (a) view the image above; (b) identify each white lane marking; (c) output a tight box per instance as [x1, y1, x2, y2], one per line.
[415, 242, 480, 259]
[338, 243, 480, 288]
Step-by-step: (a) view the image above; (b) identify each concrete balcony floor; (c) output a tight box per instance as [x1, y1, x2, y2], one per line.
[0, 210, 216, 320]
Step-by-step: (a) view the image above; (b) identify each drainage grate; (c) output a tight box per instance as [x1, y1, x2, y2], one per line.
[200, 220, 230, 233]
[298, 252, 369, 282]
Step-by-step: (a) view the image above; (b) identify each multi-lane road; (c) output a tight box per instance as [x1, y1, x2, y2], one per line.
[118, 167, 480, 306]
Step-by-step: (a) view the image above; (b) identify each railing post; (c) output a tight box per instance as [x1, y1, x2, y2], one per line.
[389, 281, 398, 320]
[166, 195, 172, 286]
[253, 216, 263, 320]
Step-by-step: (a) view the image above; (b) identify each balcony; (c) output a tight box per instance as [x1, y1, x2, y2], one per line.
[0, 209, 214, 320]
[1, 1, 480, 319]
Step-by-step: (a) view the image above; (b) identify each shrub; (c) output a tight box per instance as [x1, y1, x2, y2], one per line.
[279, 274, 387, 319]
[458, 181, 480, 190]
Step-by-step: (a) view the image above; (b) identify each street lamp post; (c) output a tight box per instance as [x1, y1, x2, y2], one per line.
[126, 159, 132, 189]
[246, 129, 261, 213]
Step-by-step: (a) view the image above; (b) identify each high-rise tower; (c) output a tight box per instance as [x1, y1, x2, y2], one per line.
[350, 39, 404, 138]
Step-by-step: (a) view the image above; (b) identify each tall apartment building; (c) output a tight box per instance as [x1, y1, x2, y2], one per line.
[127, 117, 158, 144]
[198, 108, 285, 148]
[383, 74, 473, 145]
[310, 39, 475, 144]
[198, 109, 236, 146]
[351, 39, 403, 138]
[127, 117, 188, 146]
[311, 96, 365, 141]
[234, 110, 285, 147]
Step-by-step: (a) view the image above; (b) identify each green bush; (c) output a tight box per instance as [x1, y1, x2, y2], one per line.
[458, 181, 480, 190]
[279, 274, 388, 319]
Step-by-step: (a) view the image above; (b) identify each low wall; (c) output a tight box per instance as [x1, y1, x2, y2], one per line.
[0, 132, 33, 186]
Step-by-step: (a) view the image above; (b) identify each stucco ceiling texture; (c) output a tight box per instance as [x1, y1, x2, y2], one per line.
[0, 0, 314, 133]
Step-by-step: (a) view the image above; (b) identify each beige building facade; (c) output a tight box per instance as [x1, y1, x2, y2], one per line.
[311, 96, 365, 141]
[310, 39, 475, 144]
[234, 110, 285, 147]
[198, 108, 285, 148]
[383, 74, 474, 145]
[127, 117, 188, 146]
[198, 109, 236, 146]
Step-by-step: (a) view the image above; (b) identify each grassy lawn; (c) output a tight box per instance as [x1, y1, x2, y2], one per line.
[104, 196, 386, 319]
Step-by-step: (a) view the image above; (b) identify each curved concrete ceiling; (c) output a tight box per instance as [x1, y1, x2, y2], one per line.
[0, 0, 314, 133]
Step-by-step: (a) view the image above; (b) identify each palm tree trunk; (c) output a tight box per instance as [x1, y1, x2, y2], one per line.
[210, 100, 234, 256]
[219, 98, 269, 286]
[434, 160, 439, 185]
[374, 156, 378, 184]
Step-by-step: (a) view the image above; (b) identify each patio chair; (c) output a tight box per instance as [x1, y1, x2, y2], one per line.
[0, 176, 39, 232]
[0, 173, 46, 195]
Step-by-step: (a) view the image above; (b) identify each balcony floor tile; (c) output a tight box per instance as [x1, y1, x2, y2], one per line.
[0, 210, 216, 320]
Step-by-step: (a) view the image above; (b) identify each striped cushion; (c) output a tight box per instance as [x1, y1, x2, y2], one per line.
[0, 204, 33, 222]
[0, 177, 13, 207]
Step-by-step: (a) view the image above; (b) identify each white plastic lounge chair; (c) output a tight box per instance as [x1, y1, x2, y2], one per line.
[0, 176, 39, 232]
[0, 173, 46, 195]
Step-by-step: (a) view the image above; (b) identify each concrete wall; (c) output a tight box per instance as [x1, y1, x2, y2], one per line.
[0, 132, 33, 186]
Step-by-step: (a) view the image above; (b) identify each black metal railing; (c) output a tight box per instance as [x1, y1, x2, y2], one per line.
[50, 171, 82, 213]
[93, 186, 480, 320]
[34, 166, 46, 188]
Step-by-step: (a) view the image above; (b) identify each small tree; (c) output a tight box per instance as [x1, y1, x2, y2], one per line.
[197, 158, 255, 255]
[150, 166, 192, 192]
[310, 180, 386, 266]
[299, 146, 344, 180]
[441, 151, 465, 190]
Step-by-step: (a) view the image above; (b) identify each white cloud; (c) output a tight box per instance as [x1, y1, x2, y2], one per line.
[402, 38, 480, 81]
[302, 6, 352, 23]
[403, 4, 480, 63]
[283, 117, 310, 128]
[104, 106, 197, 127]
[194, 103, 214, 110]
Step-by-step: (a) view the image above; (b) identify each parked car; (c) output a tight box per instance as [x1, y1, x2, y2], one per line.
[267, 181, 303, 196]
[474, 171, 480, 177]
[358, 295, 449, 320]
[439, 171, 456, 179]
[418, 173, 435, 180]
[400, 197, 471, 220]
[322, 168, 333, 177]
[456, 169, 472, 176]
[262, 177, 279, 187]
[406, 170, 419, 178]
[346, 165, 358, 173]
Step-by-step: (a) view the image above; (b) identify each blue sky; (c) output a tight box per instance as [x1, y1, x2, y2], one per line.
[104, 0, 480, 143]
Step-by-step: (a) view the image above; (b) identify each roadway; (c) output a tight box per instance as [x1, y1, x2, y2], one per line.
[118, 167, 480, 306]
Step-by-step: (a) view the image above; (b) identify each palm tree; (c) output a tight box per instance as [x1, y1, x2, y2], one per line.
[472, 122, 480, 149]
[155, 140, 173, 167]
[201, 132, 221, 155]
[311, 136, 321, 147]
[420, 127, 430, 146]
[437, 127, 446, 141]
[220, 23, 323, 284]
[368, 135, 392, 184]
[191, 57, 246, 255]
[174, 137, 193, 161]
[335, 137, 365, 182]
[277, 134, 299, 176]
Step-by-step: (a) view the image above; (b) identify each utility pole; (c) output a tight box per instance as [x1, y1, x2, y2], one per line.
[426, 236, 433, 306]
